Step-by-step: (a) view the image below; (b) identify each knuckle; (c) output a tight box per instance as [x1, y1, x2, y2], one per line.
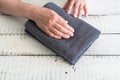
[50, 10, 57, 19]
[48, 17, 57, 25]
[50, 33, 54, 37]
[46, 20, 55, 27]
[52, 34, 57, 38]
[53, 30, 62, 37]
[44, 23, 51, 29]
[62, 22, 66, 26]
[62, 27, 67, 32]
[54, 31, 58, 35]
[61, 28, 68, 34]
[49, 10, 55, 14]
[57, 32, 63, 36]
[64, 30, 69, 34]
[46, 21, 52, 26]
[58, 27, 64, 31]
[60, 22, 66, 27]
[47, 31, 54, 37]
[51, 16, 57, 22]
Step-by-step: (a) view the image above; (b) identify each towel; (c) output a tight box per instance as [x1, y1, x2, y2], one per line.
[25, 2, 101, 65]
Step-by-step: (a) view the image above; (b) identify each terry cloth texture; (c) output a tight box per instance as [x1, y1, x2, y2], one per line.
[25, 2, 101, 65]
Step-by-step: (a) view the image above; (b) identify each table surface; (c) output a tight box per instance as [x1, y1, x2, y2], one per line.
[0, 0, 120, 80]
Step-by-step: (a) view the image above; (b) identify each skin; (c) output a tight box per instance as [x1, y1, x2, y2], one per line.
[0, 0, 87, 39]
[64, 0, 87, 18]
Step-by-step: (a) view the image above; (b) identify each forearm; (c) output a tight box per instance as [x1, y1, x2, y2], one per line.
[0, 0, 37, 19]
[0, 0, 74, 39]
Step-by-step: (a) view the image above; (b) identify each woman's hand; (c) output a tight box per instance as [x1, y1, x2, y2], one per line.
[0, 0, 74, 39]
[64, 0, 87, 18]
[31, 7, 74, 39]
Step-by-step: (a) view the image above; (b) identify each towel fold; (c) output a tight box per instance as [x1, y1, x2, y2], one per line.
[25, 2, 101, 65]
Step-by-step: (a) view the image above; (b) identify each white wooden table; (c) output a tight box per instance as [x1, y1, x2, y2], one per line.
[0, 0, 120, 80]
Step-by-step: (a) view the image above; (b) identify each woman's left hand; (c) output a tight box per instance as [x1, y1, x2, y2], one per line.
[63, 0, 87, 18]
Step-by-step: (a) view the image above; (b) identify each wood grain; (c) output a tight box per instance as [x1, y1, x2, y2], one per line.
[0, 56, 120, 80]
[0, 0, 120, 79]
[0, 34, 120, 56]
[0, 15, 120, 34]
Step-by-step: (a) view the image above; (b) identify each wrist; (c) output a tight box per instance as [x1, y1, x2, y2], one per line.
[17, 2, 40, 20]
[28, 5, 41, 21]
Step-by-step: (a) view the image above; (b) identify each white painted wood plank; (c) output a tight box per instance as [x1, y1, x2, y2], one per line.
[0, 34, 120, 56]
[21, 0, 120, 15]
[0, 34, 54, 56]
[0, 56, 120, 80]
[1, 0, 119, 15]
[0, 15, 26, 34]
[82, 15, 120, 33]
[0, 15, 120, 34]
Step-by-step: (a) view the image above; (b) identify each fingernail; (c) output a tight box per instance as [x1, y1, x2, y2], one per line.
[65, 35, 70, 39]
[59, 37, 62, 39]
[68, 32, 73, 37]
[65, 21, 68, 23]
[71, 28, 74, 32]
[71, 32, 74, 37]
[74, 15, 77, 18]
[56, 37, 61, 39]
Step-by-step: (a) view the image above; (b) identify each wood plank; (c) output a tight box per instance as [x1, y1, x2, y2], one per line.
[0, 56, 120, 80]
[0, 34, 120, 56]
[82, 15, 120, 33]
[0, 15, 26, 34]
[0, 15, 120, 34]
[0, 1, 119, 80]
[21, 0, 120, 15]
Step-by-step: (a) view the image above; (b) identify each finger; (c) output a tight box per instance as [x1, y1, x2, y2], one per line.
[54, 23, 74, 37]
[73, 3, 80, 18]
[46, 30, 61, 39]
[49, 27, 70, 39]
[83, 4, 88, 17]
[63, 0, 69, 9]
[57, 16, 74, 32]
[40, 27, 61, 39]
[78, 4, 83, 18]
[57, 20, 74, 33]
[65, 0, 74, 14]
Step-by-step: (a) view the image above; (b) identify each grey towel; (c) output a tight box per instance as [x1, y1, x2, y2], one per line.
[25, 2, 101, 65]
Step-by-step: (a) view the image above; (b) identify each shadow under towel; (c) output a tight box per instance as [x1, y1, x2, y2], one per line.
[25, 2, 101, 65]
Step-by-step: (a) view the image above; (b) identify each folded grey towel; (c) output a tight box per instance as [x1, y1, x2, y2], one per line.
[25, 2, 101, 65]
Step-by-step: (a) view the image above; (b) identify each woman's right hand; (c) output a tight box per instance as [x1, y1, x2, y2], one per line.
[30, 6, 74, 39]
